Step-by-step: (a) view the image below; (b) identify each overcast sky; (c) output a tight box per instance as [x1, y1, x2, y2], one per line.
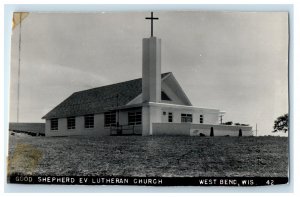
[9, 11, 289, 136]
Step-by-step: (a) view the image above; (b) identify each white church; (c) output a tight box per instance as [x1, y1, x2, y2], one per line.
[42, 13, 252, 137]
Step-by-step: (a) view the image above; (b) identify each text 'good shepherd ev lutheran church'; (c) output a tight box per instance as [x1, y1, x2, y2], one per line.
[42, 12, 253, 137]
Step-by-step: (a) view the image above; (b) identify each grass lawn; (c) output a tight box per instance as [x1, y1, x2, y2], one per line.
[7, 134, 289, 177]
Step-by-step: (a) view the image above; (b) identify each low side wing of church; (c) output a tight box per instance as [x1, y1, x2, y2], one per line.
[42, 14, 252, 137]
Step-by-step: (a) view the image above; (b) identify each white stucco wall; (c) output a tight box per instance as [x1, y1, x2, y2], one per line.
[45, 108, 143, 137]
[142, 37, 161, 103]
[152, 123, 253, 136]
[152, 123, 191, 135]
[190, 124, 252, 136]
[142, 102, 222, 135]
[45, 114, 110, 137]
[160, 106, 220, 125]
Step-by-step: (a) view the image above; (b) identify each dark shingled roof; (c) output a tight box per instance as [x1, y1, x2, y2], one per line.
[42, 72, 171, 119]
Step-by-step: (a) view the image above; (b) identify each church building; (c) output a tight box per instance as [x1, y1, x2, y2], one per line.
[42, 13, 252, 137]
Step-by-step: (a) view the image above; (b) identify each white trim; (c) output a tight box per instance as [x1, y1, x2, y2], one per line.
[126, 93, 142, 105]
[161, 72, 171, 81]
[147, 102, 222, 112]
[166, 73, 192, 106]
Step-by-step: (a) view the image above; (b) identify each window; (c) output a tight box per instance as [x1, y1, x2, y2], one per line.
[128, 111, 142, 125]
[67, 117, 76, 129]
[50, 118, 58, 130]
[84, 114, 94, 128]
[104, 111, 116, 127]
[168, 112, 173, 123]
[181, 113, 193, 123]
[161, 91, 172, 101]
[200, 115, 204, 124]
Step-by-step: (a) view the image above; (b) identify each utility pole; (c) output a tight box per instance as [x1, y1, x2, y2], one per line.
[256, 123, 258, 136]
[219, 114, 224, 124]
[116, 94, 119, 127]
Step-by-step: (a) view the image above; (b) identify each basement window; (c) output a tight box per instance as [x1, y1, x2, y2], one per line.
[181, 113, 193, 123]
[67, 117, 76, 129]
[84, 114, 94, 128]
[128, 111, 142, 125]
[50, 118, 58, 130]
[104, 111, 116, 127]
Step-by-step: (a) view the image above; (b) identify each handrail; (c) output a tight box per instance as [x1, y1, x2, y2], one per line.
[109, 124, 141, 136]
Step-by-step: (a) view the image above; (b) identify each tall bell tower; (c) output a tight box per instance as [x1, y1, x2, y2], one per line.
[142, 12, 161, 103]
[142, 12, 162, 135]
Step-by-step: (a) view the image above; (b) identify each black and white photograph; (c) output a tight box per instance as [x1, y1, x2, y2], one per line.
[7, 10, 289, 186]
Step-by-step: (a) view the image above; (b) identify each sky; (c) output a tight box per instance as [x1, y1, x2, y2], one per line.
[9, 11, 289, 136]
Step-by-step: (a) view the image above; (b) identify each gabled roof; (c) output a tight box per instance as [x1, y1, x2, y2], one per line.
[42, 72, 171, 119]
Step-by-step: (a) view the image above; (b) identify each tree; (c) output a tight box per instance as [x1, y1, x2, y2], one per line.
[223, 121, 233, 125]
[273, 114, 288, 133]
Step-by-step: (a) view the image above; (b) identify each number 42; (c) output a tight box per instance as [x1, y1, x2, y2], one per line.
[266, 180, 274, 185]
